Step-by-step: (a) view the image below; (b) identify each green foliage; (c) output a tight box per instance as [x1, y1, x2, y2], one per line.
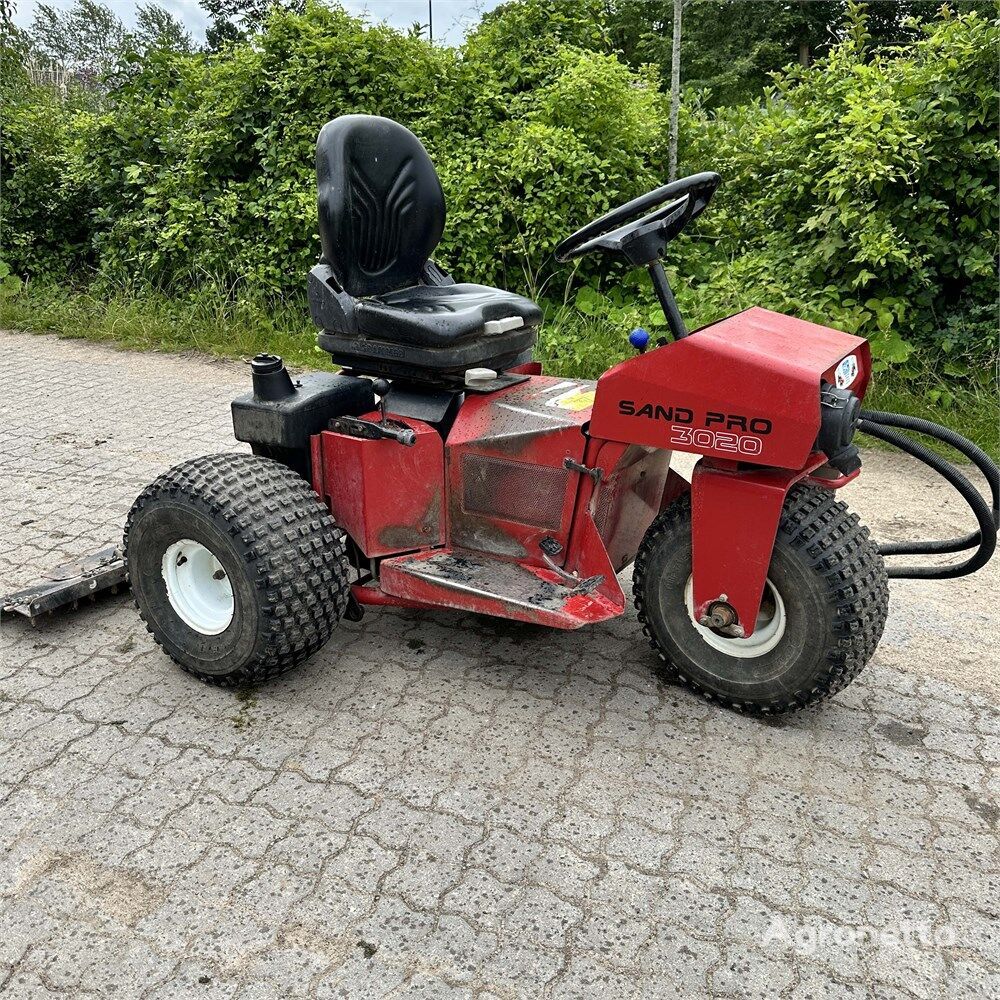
[29, 0, 131, 78]
[0, 259, 22, 299]
[201, 1, 306, 51]
[0, 0, 996, 391]
[859, 353, 999, 458]
[134, 4, 195, 54]
[20, 1, 193, 91]
[608, 0, 845, 106]
[466, 0, 612, 94]
[3, 1, 667, 299]
[606, 0, 1000, 107]
[0, 278, 324, 367]
[24, 0, 193, 83]
[75, 4, 464, 290]
[678, 4, 999, 362]
[3, 277, 994, 460]
[0, 86, 100, 278]
[434, 45, 667, 292]
[0, 19, 29, 95]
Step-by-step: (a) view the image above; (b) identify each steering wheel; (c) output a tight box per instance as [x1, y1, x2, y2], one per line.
[554, 172, 721, 266]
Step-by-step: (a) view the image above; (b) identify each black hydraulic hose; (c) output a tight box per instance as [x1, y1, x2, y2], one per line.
[861, 410, 1000, 555]
[860, 408, 1000, 543]
[857, 408, 999, 579]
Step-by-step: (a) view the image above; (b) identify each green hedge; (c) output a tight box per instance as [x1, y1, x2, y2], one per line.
[680, 7, 999, 362]
[1, 0, 996, 366]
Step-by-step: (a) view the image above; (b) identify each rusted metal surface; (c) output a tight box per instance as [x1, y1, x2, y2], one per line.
[1, 545, 126, 621]
[446, 376, 595, 566]
[591, 444, 674, 573]
[350, 581, 440, 611]
[378, 548, 621, 629]
[315, 413, 443, 558]
[558, 435, 627, 615]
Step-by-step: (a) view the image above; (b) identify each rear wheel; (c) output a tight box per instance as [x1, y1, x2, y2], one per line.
[633, 485, 889, 714]
[124, 453, 350, 685]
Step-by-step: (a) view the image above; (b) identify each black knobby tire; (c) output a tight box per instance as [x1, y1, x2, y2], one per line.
[124, 453, 350, 685]
[633, 485, 889, 714]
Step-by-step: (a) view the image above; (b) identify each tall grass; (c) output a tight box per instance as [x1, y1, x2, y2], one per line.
[2, 281, 996, 459]
[0, 279, 329, 370]
[861, 361, 999, 464]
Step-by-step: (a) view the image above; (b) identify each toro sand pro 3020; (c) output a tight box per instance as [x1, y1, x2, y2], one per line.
[6, 115, 997, 715]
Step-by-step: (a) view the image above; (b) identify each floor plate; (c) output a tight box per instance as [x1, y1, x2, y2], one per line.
[379, 548, 621, 629]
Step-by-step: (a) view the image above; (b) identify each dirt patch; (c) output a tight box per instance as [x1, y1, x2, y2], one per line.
[875, 720, 929, 748]
[19, 852, 165, 926]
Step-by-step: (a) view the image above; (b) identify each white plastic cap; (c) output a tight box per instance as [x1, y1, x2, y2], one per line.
[465, 368, 498, 385]
[483, 316, 524, 335]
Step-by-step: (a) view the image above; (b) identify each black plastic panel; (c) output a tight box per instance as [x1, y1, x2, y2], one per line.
[232, 373, 375, 450]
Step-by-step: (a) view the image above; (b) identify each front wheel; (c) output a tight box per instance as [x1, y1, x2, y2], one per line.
[633, 485, 889, 714]
[124, 453, 350, 686]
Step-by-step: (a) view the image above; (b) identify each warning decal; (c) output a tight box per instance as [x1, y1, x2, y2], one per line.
[547, 387, 596, 412]
[835, 355, 859, 389]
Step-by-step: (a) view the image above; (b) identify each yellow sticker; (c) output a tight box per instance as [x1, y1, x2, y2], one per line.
[548, 387, 596, 412]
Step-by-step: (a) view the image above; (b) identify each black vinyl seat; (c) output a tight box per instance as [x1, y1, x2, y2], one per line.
[356, 284, 541, 347]
[308, 115, 539, 381]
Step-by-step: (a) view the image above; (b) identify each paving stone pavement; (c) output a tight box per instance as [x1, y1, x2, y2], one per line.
[1, 330, 998, 999]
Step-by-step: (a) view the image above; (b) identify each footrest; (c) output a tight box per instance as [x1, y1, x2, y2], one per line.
[379, 549, 621, 629]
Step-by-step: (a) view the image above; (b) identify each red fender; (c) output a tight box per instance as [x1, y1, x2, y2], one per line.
[690, 455, 826, 633]
[589, 306, 870, 637]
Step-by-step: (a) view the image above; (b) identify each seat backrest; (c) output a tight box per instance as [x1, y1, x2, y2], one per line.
[316, 115, 445, 298]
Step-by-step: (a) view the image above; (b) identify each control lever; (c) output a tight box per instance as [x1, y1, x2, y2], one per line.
[372, 378, 391, 423]
[328, 415, 416, 447]
[328, 379, 416, 446]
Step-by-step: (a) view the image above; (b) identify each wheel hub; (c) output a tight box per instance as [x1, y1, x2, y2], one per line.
[685, 576, 786, 658]
[161, 539, 234, 635]
[702, 600, 739, 632]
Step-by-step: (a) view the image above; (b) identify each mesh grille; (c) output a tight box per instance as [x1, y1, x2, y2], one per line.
[462, 454, 568, 530]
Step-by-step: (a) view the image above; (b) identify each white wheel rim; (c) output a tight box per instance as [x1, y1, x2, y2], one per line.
[161, 539, 234, 635]
[684, 576, 787, 659]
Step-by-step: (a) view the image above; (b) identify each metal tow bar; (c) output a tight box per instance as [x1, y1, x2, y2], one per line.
[1, 545, 127, 623]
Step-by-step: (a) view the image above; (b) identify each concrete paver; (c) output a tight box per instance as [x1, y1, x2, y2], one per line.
[1, 330, 997, 998]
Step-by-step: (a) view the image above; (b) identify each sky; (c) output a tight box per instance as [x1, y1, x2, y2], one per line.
[10, 1, 504, 47]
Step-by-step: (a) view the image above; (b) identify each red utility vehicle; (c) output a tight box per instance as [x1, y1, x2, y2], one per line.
[119, 115, 997, 714]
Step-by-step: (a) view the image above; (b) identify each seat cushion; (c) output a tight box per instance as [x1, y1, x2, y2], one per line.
[356, 283, 543, 348]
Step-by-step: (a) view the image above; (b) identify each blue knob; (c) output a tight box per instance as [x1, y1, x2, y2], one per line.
[629, 328, 650, 352]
